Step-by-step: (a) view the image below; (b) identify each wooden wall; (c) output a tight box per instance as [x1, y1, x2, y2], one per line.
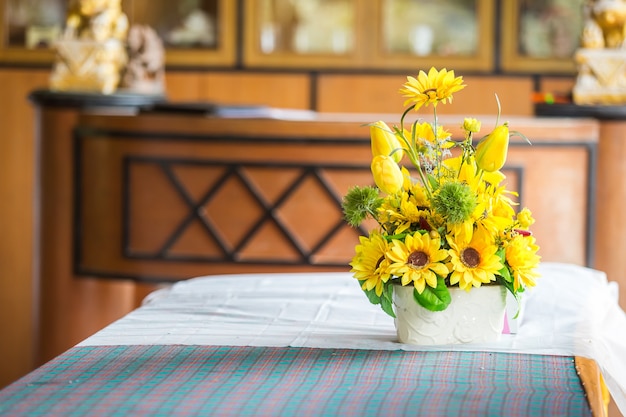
[0, 68, 48, 389]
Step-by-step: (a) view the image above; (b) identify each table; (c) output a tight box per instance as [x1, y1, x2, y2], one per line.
[1, 262, 625, 416]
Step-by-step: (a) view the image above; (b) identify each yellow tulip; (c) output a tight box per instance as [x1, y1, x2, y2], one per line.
[371, 155, 404, 194]
[370, 121, 403, 163]
[475, 123, 509, 172]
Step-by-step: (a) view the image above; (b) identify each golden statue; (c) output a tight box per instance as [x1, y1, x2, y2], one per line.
[50, 0, 129, 94]
[581, 0, 626, 48]
[573, 0, 626, 104]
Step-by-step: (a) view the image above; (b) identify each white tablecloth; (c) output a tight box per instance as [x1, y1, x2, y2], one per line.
[80, 262, 626, 414]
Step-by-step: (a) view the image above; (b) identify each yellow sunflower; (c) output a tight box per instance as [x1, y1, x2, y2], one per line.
[447, 226, 503, 290]
[505, 234, 541, 291]
[387, 232, 450, 294]
[407, 182, 430, 207]
[380, 190, 431, 235]
[350, 232, 392, 296]
[400, 67, 466, 111]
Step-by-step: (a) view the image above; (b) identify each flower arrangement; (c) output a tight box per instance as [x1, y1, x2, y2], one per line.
[342, 67, 540, 317]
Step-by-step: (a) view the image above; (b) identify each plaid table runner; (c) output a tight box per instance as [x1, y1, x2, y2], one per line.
[0, 346, 591, 417]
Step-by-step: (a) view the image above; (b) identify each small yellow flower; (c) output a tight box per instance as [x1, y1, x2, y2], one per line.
[462, 118, 481, 133]
[517, 208, 535, 229]
[370, 120, 403, 163]
[371, 155, 403, 194]
[505, 234, 541, 291]
[400, 67, 466, 111]
[475, 123, 510, 172]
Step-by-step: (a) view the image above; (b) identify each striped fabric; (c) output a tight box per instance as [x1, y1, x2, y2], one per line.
[0, 346, 591, 417]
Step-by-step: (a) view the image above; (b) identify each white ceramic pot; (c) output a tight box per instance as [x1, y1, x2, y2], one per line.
[393, 284, 506, 345]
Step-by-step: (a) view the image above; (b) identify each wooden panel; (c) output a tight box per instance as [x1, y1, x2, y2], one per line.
[164, 72, 311, 109]
[76, 123, 373, 280]
[506, 146, 589, 265]
[34, 106, 140, 365]
[539, 76, 576, 97]
[594, 121, 626, 312]
[455, 77, 535, 116]
[316, 74, 407, 114]
[0, 68, 48, 388]
[164, 72, 206, 101]
[201, 72, 311, 109]
[316, 75, 535, 116]
[73, 113, 596, 284]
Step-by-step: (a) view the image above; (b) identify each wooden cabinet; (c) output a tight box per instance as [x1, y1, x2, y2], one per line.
[73, 113, 597, 278]
[1, 0, 587, 73]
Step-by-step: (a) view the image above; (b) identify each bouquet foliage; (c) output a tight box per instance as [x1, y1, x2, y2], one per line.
[342, 68, 540, 316]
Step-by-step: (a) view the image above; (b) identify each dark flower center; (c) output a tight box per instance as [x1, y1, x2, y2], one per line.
[408, 251, 429, 269]
[461, 247, 480, 268]
[418, 216, 432, 231]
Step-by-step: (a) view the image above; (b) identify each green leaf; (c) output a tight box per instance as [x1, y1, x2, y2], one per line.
[358, 280, 396, 318]
[498, 273, 515, 295]
[505, 287, 522, 319]
[380, 283, 396, 318]
[498, 265, 512, 283]
[413, 277, 451, 312]
[427, 174, 439, 190]
[359, 279, 382, 306]
[495, 248, 512, 283]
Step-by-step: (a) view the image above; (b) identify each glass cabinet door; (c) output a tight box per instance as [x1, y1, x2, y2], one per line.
[244, 0, 494, 71]
[373, 0, 495, 71]
[244, 0, 365, 68]
[127, 0, 236, 66]
[0, 0, 236, 66]
[0, 0, 65, 63]
[501, 0, 584, 73]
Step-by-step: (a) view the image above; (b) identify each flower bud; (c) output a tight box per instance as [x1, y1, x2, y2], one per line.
[371, 155, 403, 194]
[475, 123, 509, 172]
[516, 208, 535, 229]
[462, 118, 481, 133]
[370, 121, 403, 163]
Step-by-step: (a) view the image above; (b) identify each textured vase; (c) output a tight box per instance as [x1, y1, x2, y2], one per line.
[393, 284, 506, 345]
